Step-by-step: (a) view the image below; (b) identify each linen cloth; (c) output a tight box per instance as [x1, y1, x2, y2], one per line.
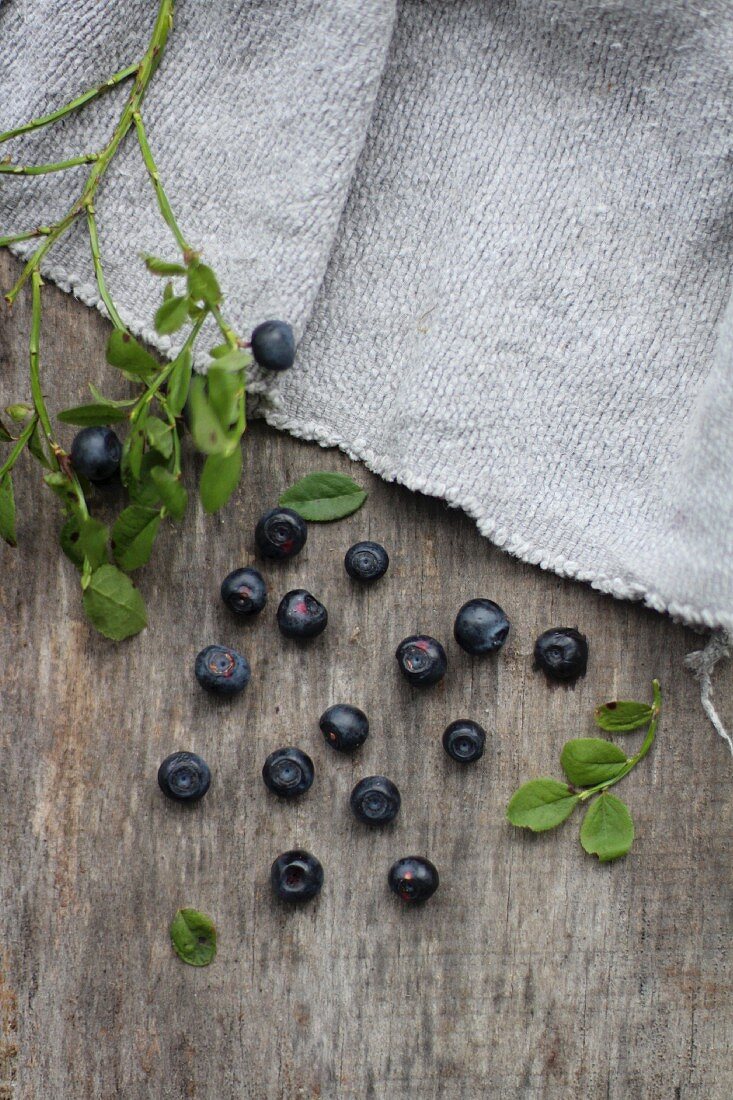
[1, 0, 732, 631]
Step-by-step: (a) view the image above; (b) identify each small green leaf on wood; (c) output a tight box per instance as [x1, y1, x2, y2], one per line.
[150, 466, 188, 521]
[560, 738, 628, 787]
[145, 417, 173, 459]
[27, 422, 51, 468]
[81, 563, 147, 640]
[506, 778, 579, 832]
[167, 348, 192, 417]
[106, 330, 158, 377]
[207, 365, 242, 428]
[60, 516, 84, 569]
[0, 474, 17, 546]
[5, 403, 32, 422]
[122, 427, 145, 483]
[579, 793, 635, 862]
[187, 263, 221, 307]
[112, 505, 162, 571]
[170, 907, 217, 967]
[57, 403, 129, 427]
[78, 517, 109, 571]
[154, 295, 189, 336]
[142, 253, 186, 276]
[594, 700, 654, 732]
[279, 472, 367, 522]
[188, 376, 229, 455]
[88, 383, 136, 409]
[44, 471, 78, 506]
[199, 447, 242, 514]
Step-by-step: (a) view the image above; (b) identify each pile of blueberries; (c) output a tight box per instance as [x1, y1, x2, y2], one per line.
[156, 506, 590, 907]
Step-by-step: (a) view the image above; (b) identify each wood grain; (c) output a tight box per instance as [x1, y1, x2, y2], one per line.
[0, 251, 731, 1099]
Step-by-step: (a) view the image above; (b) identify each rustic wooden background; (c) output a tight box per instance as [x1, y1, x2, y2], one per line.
[0, 251, 731, 1099]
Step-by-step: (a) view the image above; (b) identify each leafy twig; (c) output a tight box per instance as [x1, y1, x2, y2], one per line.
[506, 680, 662, 862]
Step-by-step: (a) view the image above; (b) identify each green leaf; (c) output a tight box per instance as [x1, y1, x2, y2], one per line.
[207, 365, 242, 428]
[5, 403, 32, 422]
[0, 474, 17, 546]
[57, 403, 128, 427]
[121, 427, 145, 484]
[279, 472, 367, 522]
[506, 778, 579, 832]
[154, 295, 189, 336]
[166, 348, 192, 417]
[126, 452, 166, 507]
[209, 343, 230, 359]
[580, 793, 635, 862]
[163, 280, 174, 302]
[594, 700, 654, 732]
[88, 383, 136, 409]
[187, 263, 221, 307]
[207, 348, 249, 373]
[112, 505, 162, 572]
[60, 516, 84, 569]
[78, 517, 108, 570]
[199, 447, 242, 514]
[0, 419, 12, 443]
[188, 376, 229, 455]
[44, 471, 78, 506]
[106, 330, 158, 378]
[145, 417, 173, 459]
[560, 738, 628, 787]
[150, 467, 188, 521]
[170, 908, 217, 968]
[81, 564, 147, 640]
[27, 421, 51, 468]
[142, 253, 186, 277]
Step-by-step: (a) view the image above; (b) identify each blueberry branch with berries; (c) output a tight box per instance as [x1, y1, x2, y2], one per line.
[0, 0, 297, 641]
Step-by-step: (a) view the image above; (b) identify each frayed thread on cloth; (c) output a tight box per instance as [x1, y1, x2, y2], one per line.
[685, 630, 733, 755]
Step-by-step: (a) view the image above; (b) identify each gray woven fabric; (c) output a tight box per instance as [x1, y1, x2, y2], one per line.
[2, 0, 732, 630]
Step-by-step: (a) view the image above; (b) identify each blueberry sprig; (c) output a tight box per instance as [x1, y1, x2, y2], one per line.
[0, 0, 296, 641]
[507, 680, 662, 862]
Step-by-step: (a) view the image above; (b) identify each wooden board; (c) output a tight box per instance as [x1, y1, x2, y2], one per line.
[0, 251, 731, 1099]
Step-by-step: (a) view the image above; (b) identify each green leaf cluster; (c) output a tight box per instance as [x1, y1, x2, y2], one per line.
[506, 680, 662, 863]
[3, 247, 255, 641]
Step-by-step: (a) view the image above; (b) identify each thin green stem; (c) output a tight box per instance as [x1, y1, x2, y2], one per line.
[578, 680, 662, 802]
[86, 204, 125, 330]
[4, 0, 175, 306]
[0, 62, 138, 146]
[133, 111, 190, 253]
[132, 315, 205, 421]
[0, 415, 38, 479]
[0, 153, 99, 175]
[211, 304, 238, 350]
[0, 227, 52, 248]
[28, 272, 56, 457]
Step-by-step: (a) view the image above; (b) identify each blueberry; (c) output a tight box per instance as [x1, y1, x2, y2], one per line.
[350, 775, 401, 825]
[251, 320, 296, 372]
[454, 598, 510, 656]
[262, 746, 314, 798]
[319, 703, 369, 753]
[255, 507, 307, 560]
[220, 566, 267, 617]
[442, 719, 486, 764]
[70, 426, 122, 483]
[157, 752, 211, 803]
[388, 856, 439, 903]
[344, 541, 389, 582]
[271, 849, 323, 902]
[534, 627, 588, 682]
[395, 635, 447, 687]
[277, 589, 327, 639]
[194, 645, 251, 696]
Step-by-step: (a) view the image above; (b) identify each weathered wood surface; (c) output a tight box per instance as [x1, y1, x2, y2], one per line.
[0, 249, 731, 1099]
